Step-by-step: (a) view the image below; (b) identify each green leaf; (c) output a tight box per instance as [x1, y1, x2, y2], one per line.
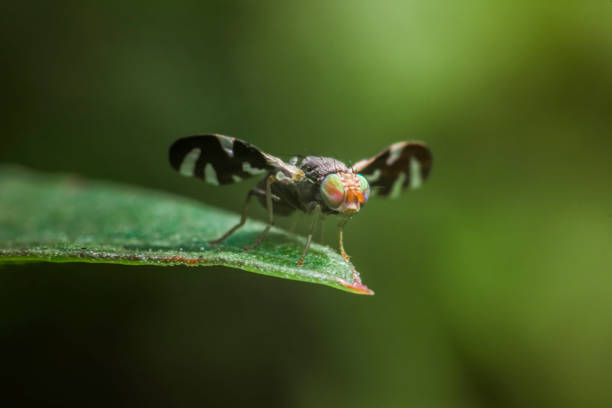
[0, 166, 373, 295]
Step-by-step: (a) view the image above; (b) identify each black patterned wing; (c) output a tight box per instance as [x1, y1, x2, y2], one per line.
[352, 141, 432, 198]
[169, 134, 302, 185]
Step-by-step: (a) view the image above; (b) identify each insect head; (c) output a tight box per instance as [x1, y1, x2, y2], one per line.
[320, 172, 370, 214]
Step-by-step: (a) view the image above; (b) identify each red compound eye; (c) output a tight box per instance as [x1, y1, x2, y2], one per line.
[357, 174, 370, 203]
[320, 173, 346, 209]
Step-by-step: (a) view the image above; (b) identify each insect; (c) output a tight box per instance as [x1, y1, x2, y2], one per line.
[169, 134, 432, 265]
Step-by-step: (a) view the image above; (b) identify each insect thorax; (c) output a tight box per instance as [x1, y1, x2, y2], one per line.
[299, 156, 350, 181]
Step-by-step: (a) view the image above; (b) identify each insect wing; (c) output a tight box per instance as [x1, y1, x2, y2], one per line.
[169, 134, 305, 186]
[169, 134, 277, 185]
[352, 141, 432, 198]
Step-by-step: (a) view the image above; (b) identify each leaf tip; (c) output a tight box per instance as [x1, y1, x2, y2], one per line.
[336, 273, 374, 295]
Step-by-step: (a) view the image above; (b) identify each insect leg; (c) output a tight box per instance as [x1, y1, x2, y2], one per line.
[209, 189, 257, 245]
[338, 216, 351, 262]
[296, 205, 321, 265]
[243, 175, 276, 251]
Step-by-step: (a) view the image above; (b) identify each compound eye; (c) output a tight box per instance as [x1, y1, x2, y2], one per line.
[357, 174, 370, 203]
[321, 173, 346, 209]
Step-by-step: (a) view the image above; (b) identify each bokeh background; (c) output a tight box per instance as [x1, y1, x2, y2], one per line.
[1, 1, 611, 407]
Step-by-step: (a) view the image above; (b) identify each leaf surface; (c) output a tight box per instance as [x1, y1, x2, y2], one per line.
[0, 166, 372, 295]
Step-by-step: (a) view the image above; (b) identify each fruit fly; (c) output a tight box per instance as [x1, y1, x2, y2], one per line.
[169, 134, 432, 265]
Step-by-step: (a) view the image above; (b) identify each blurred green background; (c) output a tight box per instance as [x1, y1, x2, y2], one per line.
[1, 1, 611, 407]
